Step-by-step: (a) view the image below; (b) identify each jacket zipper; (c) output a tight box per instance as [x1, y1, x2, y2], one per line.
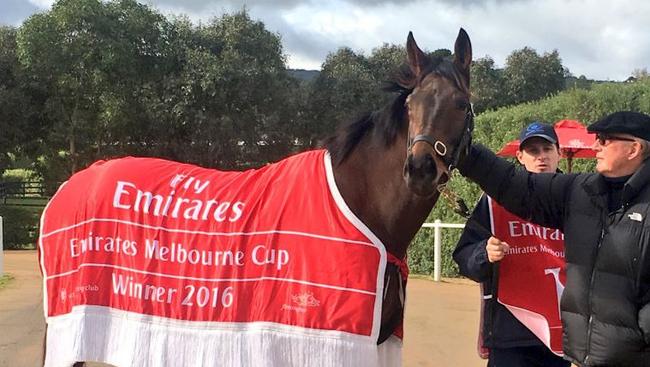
[584, 225, 606, 365]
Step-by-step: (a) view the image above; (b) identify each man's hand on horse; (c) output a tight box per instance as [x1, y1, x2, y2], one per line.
[486, 236, 510, 263]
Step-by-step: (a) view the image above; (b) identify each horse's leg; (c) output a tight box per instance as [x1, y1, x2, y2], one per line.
[378, 264, 405, 344]
[72, 363, 85, 367]
[42, 324, 46, 367]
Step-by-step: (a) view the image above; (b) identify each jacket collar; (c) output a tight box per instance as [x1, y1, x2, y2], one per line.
[622, 159, 650, 204]
[582, 172, 607, 198]
[582, 159, 650, 204]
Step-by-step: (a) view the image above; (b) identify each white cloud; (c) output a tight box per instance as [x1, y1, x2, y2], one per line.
[27, 0, 54, 8]
[286, 53, 322, 70]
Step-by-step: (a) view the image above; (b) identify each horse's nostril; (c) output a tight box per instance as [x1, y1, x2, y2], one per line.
[422, 154, 436, 173]
[405, 154, 437, 179]
[416, 154, 436, 175]
[404, 153, 439, 197]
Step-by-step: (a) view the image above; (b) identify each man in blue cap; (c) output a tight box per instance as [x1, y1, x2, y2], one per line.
[457, 111, 650, 366]
[454, 121, 569, 367]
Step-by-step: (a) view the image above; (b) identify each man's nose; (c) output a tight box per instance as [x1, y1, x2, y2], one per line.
[591, 140, 601, 151]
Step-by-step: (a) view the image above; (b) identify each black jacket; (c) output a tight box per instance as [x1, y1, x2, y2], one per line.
[458, 144, 650, 367]
[453, 194, 549, 349]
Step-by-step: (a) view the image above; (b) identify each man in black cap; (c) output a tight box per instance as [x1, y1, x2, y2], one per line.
[454, 121, 569, 367]
[457, 111, 650, 366]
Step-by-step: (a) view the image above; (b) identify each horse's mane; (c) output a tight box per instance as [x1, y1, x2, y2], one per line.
[324, 55, 467, 167]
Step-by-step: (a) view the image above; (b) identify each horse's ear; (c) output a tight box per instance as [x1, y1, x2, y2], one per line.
[453, 28, 472, 86]
[406, 31, 427, 77]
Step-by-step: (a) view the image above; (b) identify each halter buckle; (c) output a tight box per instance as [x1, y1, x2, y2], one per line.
[434, 141, 447, 157]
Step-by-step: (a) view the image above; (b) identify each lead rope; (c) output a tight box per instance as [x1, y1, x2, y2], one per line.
[437, 173, 471, 219]
[437, 173, 492, 238]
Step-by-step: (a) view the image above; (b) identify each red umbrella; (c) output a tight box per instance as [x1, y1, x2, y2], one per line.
[496, 119, 596, 172]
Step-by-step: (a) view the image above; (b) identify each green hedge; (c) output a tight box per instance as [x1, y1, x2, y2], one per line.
[2, 169, 38, 182]
[408, 79, 650, 277]
[0, 205, 42, 249]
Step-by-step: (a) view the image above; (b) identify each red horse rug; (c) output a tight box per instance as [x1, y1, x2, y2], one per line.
[39, 150, 401, 367]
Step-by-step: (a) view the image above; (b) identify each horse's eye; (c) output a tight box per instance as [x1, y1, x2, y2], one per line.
[456, 100, 469, 110]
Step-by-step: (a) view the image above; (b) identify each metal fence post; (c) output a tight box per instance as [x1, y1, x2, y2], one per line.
[433, 219, 441, 282]
[0, 216, 3, 276]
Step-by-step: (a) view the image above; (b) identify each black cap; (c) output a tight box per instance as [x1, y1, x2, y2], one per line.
[587, 111, 650, 141]
[519, 122, 558, 148]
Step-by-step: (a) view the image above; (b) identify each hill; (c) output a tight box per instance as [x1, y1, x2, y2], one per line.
[287, 69, 319, 82]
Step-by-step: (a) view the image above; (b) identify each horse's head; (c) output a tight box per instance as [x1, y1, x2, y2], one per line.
[402, 29, 473, 197]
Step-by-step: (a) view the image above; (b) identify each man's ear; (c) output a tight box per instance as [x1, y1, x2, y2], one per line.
[516, 150, 525, 165]
[630, 141, 645, 160]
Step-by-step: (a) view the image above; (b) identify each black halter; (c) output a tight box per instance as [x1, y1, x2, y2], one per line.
[408, 104, 475, 173]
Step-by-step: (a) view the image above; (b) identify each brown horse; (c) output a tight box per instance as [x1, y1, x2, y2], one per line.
[325, 28, 472, 345]
[46, 29, 472, 367]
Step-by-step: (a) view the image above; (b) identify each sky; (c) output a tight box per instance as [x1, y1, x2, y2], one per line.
[1, 0, 649, 81]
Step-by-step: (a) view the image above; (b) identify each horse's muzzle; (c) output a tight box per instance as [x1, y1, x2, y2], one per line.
[403, 152, 441, 197]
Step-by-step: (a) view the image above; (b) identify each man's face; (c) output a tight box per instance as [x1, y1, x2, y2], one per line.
[516, 137, 561, 173]
[592, 133, 640, 177]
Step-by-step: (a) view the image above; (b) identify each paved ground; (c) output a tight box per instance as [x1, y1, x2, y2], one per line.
[0, 251, 46, 367]
[0, 250, 485, 367]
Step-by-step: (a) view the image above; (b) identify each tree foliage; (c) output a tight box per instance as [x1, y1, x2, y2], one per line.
[503, 47, 567, 105]
[167, 11, 297, 168]
[470, 48, 568, 113]
[13, 1, 297, 179]
[305, 47, 377, 144]
[470, 56, 505, 113]
[17, 0, 177, 180]
[0, 26, 44, 173]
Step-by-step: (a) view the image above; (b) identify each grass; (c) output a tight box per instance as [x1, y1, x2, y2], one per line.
[0, 274, 15, 289]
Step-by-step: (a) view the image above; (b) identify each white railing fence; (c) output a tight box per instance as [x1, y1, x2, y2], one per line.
[421, 220, 465, 282]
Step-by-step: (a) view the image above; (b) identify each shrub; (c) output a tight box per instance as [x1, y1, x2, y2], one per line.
[0, 205, 42, 249]
[1, 168, 38, 182]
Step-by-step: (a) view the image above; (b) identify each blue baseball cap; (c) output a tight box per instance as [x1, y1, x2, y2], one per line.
[519, 122, 558, 149]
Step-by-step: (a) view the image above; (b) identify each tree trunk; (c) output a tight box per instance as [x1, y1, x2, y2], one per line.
[69, 126, 77, 174]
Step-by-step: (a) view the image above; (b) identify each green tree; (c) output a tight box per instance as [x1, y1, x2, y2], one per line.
[17, 0, 177, 181]
[503, 47, 567, 105]
[18, 0, 109, 176]
[305, 42, 418, 146]
[566, 74, 592, 89]
[0, 26, 48, 175]
[94, 0, 181, 159]
[0, 26, 25, 173]
[305, 47, 377, 145]
[470, 56, 505, 113]
[168, 11, 296, 168]
[431, 48, 452, 59]
[368, 43, 405, 87]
